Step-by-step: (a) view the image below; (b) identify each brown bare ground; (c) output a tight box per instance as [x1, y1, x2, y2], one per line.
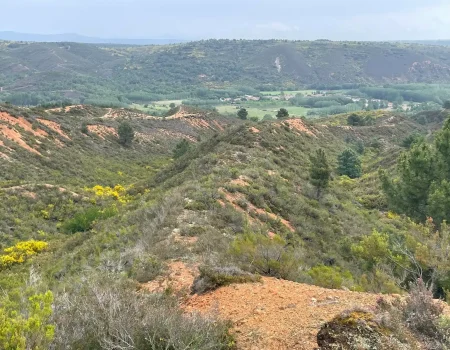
[249, 127, 260, 133]
[142, 260, 197, 295]
[282, 119, 317, 137]
[185, 277, 385, 350]
[0, 125, 41, 155]
[37, 119, 71, 140]
[87, 125, 118, 140]
[0, 112, 48, 138]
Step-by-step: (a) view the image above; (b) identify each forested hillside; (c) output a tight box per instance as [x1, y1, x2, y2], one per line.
[2, 40, 450, 105]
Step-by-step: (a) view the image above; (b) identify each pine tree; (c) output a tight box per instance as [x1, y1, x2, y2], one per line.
[309, 149, 331, 198]
[118, 122, 134, 147]
[337, 149, 362, 179]
[237, 108, 248, 120]
[380, 142, 435, 221]
[276, 108, 289, 119]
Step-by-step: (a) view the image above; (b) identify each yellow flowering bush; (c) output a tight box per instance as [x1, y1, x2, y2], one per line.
[0, 240, 48, 268]
[87, 184, 129, 203]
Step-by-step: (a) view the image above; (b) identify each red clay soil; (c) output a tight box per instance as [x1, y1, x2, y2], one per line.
[37, 119, 71, 140]
[0, 125, 41, 155]
[185, 276, 384, 350]
[0, 112, 48, 138]
[282, 119, 317, 137]
[145, 261, 388, 350]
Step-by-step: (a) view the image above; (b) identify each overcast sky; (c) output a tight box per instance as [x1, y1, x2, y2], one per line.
[2, 0, 450, 40]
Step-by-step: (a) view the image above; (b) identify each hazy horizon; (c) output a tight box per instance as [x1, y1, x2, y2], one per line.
[2, 0, 450, 41]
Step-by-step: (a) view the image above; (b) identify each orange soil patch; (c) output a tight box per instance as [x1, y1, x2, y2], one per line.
[142, 261, 197, 295]
[0, 125, 41, 155]
[87, 125, 118, 140]
[37, 119, 71, 140]
[219, 188, 295, 232]
[282, 119, 316, 137]
[0, 112, 48, 138]
[249, 127, 260, 133]
[185, 277, 384, 350]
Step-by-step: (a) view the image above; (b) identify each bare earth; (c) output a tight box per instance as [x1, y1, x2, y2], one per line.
[144, 261, 385, 350]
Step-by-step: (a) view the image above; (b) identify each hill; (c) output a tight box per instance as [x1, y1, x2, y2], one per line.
[1, 103, 450, 349]
[3, 40, 450, 105]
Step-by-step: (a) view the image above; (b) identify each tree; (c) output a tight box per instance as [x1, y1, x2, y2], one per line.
[443, 100, 450, 109]
[237, 108, 248, 120]
[380, 142, 435, 222]
[337, 149, 362, 178]
[118, 122, 134, 147]
[169, 102, 176, 109]
[309, 149, 331, 198]
[276, 108, 289, 119]
[262, 114, 274, 121]
[173, 139, 191, 159]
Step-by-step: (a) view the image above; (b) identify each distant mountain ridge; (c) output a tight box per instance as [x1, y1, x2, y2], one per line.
[0, 31, 187, 45]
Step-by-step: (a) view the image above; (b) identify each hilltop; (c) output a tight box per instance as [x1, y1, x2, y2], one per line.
[3, 40, 450, 105]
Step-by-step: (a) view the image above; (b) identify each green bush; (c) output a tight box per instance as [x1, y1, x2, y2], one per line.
[308, 265, 354, 289]
[229, 232, 301, 279]
[62, 206, 117, 234]
[129, 255, 163, 283]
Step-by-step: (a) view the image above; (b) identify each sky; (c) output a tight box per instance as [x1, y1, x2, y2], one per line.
[2, 0, 450, 41]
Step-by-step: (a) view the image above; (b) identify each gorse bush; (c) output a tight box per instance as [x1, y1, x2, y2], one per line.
[88, 184, 130, 203]
[0, 240, 48, 268]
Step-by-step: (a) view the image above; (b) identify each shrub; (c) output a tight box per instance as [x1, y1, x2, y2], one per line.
[192, 265, 260, 294]
[52, 277, 235, 349]
[308, 265, 354, 289]
[229, 232, 301, 279]
[0, 240, 48, 268]
[129, 255, 163, 283]
[0, 291, 55, 350]
[62, 206, 117, 234]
